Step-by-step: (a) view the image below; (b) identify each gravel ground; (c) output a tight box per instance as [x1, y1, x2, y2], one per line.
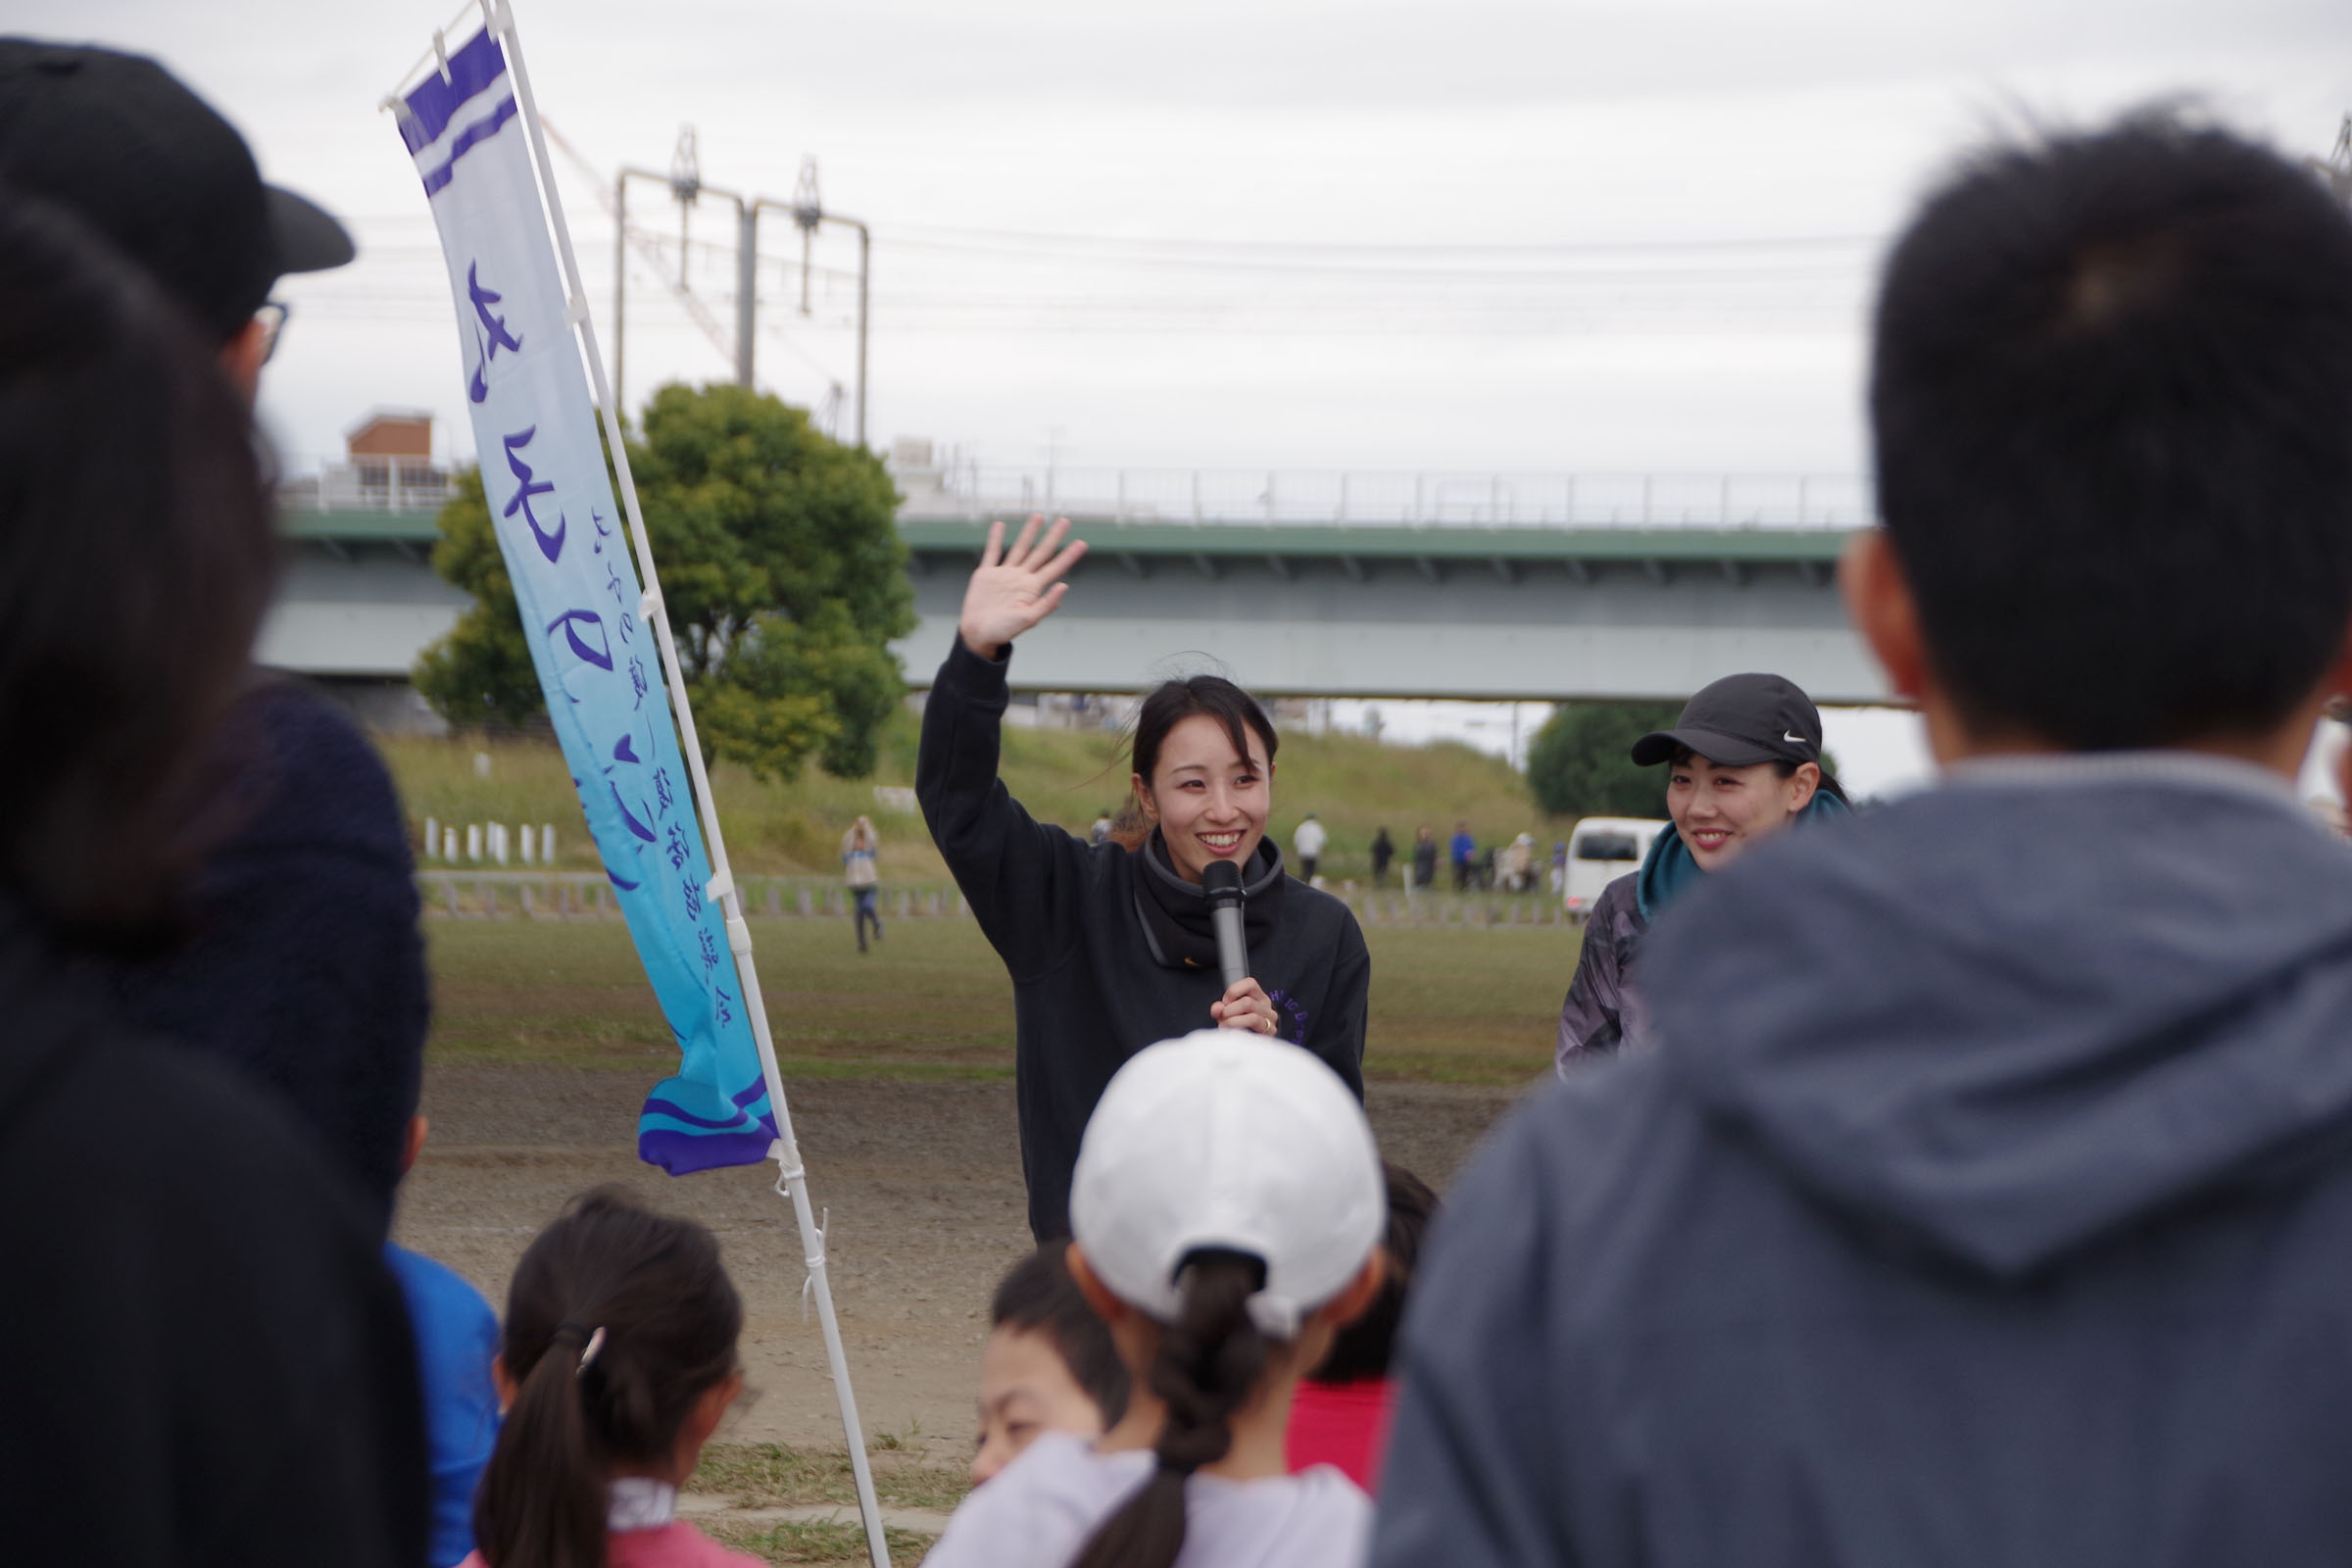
[397, 1063, 1528, 1453]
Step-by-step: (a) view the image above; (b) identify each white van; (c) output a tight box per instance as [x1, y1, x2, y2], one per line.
[1563, 816, 1667, 921]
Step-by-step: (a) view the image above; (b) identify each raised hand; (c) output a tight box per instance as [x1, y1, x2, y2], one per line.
[958, 514, 1088, 660]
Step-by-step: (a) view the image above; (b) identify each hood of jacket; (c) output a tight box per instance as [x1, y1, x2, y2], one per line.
[1642, 756, 2352, 1279]
[1636, 784, 1850, 924]
[1131, 829, 1288, 970]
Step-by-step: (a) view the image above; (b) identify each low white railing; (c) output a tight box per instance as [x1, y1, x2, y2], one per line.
[276, 457, 455, 514]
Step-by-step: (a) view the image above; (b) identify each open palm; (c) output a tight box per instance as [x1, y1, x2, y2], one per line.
[958, 514, 1089, 659]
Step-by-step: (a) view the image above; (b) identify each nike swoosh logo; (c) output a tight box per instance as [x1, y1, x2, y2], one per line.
[1783, 731, 1806, 743]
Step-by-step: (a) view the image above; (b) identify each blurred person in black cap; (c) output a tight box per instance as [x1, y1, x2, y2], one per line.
[0, 187, 423, 1567]
[0, 38, 429, 1239]
[0, 38, 355, 393]
[1552, 672, 1847, 1072]
[0, 39, 471, 1560]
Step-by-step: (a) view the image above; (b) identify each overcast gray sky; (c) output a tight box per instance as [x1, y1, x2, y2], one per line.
[19, 0, 2352, 482]
[17, 0, 2352, 797]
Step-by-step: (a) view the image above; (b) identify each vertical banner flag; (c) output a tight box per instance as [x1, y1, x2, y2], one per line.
[397, 30, 772, 1174]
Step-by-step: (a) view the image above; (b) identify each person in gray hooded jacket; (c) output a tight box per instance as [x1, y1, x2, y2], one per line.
[1554, 672, 1848, 1071]
[1376, 115, 2352, 1568]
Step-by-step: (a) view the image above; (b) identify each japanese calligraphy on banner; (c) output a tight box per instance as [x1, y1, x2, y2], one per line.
[398, 28, 770, 1174]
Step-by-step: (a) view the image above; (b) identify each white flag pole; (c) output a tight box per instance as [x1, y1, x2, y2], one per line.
[473, 3, 893, 1560]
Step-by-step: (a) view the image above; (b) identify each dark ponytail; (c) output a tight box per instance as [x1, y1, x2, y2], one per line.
[1070, 1251, 1270, 1568]
[479, 1320, 606, 1568]
[473, 1188, 745, 1568]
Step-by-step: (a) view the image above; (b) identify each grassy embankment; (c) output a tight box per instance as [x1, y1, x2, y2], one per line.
[381, 708, 1564, 886]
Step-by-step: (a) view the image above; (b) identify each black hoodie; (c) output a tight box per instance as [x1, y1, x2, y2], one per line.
[918, 638, 1369, 1239]
[0, 899, 426, 1565]
[1377, 758, 2352, 1568]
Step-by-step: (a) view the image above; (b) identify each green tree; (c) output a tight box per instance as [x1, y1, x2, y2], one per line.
[413, 466, 541, 728]
[1525, 700, 1684, 817]
[415, 383, 915, 779]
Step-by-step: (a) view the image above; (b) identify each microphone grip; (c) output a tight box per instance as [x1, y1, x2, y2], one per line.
[1211, 903, 1250, 992]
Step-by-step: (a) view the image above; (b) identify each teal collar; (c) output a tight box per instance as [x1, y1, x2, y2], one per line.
[1635, 788, 1850, 923]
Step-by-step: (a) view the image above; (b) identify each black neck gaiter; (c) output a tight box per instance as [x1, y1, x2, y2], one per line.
[1131, 829, 1288, 971]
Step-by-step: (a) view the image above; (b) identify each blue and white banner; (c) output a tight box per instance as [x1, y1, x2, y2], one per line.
[398, 27, 773, 1174]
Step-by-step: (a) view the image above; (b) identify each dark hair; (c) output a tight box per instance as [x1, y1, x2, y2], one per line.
[474, 1188, 744, 1568]
[1130, 675, 1278, 794]
[991, 1242, 1130, 1427]
[1666, 745, 1850, 807]
[1070, 1250, 1269, 1568]
[1872, 112, 2352, 750]
[1112, 675, 1279, 850]
[0, 188, 274, 946]
[1310, 1162, 1437, 1385]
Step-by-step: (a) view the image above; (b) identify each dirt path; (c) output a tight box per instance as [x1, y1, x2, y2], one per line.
[398, 1065, 1525, 1451]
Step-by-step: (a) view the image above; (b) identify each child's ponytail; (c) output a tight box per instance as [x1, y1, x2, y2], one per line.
[472, 1188, 745, 1568]
[1069, 1250, 1271, 1568]
[474, 1319, 608, 1568]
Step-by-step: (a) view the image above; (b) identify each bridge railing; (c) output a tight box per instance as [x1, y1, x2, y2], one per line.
[894, 467, 1875, 529]
[269, 457, 1880, 530]
[274, 456, 455, 514]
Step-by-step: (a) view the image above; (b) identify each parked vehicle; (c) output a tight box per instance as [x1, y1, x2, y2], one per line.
[1562, 816, 1667, 921]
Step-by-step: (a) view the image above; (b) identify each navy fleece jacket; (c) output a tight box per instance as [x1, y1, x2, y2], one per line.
[917, 638, 1368, 1239]
[110, 679, 427, 1230]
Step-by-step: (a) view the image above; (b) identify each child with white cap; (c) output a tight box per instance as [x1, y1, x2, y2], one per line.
[924, 1028, 1388, 1568]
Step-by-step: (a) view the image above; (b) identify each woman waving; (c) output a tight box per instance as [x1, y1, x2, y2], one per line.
[918, 516, 1370, 1240]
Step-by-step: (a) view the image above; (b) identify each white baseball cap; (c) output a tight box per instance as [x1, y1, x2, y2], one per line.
[1069, 1029, 1385, 1340]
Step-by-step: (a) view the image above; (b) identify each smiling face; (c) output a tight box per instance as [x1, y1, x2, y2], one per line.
[970, 1326, 1108, 1486]
[1666, 752, 1820, 871]
[1134, 712, 1273, 884]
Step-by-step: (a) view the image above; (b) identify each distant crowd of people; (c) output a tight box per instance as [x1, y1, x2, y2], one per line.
[13, 26, 2352, 1568]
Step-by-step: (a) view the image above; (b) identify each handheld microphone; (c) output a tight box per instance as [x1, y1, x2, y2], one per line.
[1202, 858, 1250, 991]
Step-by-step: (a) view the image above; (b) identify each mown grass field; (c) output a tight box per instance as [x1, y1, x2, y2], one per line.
[426, 911, 1578, 1086]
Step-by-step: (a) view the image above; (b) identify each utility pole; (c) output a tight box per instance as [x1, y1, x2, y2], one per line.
[671, 127, 696, 286]
[612, 125, 752, 422]
[610, 142, 871, 448]
[749, 156, 872, 449]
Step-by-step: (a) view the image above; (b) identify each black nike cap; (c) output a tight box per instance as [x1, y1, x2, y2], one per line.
[0, 38, 355, 344]
[1631, 672, 1825, 768]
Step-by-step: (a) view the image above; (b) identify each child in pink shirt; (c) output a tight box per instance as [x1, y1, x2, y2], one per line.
[457, 1189, 764, 1568]
[1283, 1162, 1438, 1494]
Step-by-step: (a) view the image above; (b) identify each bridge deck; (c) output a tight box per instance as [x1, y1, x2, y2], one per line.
[268, 508, 1882, 703]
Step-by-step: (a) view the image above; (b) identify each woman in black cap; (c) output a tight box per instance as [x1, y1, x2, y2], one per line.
[1553, 672, 1848, 1073]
